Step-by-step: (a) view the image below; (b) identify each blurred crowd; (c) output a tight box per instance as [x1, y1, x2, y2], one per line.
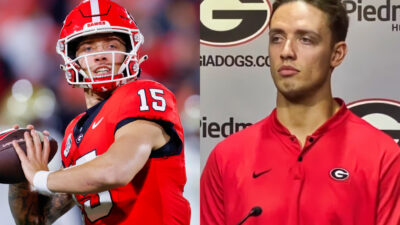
[0, 0, 199, 224]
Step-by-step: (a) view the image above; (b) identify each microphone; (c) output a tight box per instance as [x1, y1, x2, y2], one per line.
[237, 206, 262, 225]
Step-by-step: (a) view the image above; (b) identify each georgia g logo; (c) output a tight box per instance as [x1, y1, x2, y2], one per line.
[348, 99, 400, 146]
[200, 0, 271, 47]
[330, 168, 349, 181]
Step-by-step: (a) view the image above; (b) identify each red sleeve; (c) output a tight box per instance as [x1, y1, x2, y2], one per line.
[201, 147, 225, 225]
[112, 80, 181, 129]
[110, 80, 183, 157]
[377, 143, 400, 225]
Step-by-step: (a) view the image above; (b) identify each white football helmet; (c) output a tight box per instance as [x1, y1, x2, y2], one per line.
[57, 0, 147, 92]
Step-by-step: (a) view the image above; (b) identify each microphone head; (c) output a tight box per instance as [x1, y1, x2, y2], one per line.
[251, 206, 262, 216]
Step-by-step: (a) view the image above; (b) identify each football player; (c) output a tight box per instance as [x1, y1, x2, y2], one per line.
[9, 0, 191, 224]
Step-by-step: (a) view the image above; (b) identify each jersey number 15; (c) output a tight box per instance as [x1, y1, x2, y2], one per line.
[138, 88, 166, 112]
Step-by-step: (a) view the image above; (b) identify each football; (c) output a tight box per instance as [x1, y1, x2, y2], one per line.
[0, 128, 58, 183]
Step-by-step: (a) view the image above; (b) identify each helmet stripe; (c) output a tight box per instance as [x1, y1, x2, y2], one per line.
[90, 0, 101, 22]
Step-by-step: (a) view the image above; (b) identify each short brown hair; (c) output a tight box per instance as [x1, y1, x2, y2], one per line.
[271, 0, 349, 43]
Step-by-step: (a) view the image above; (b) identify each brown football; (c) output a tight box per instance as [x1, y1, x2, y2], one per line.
[0, 128, 58, 183]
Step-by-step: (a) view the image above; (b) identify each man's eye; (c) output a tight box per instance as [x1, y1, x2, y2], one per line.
[300, 37, 313, 44]
[270, 35, 283, 43]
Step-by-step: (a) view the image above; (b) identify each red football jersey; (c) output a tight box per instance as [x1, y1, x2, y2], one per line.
[201, 99, 400, 225]
[61, 80, 190, 225]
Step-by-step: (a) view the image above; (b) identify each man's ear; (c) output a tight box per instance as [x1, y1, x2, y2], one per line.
[330, 41, 347, 68]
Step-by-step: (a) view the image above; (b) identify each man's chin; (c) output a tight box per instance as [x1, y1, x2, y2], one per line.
[277, 87, 310, 102]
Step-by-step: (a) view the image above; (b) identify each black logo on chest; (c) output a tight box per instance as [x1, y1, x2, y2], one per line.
[252, 169, 271, 178]
[76, 133, 84, 144]
[330, 168, 349, 181]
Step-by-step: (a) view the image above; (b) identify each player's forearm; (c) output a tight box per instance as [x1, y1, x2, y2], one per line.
[47, 155, 123, 194]
[8, 182, 74, 225]
[47, 140, 152, 194]
[45, 121, 160, 194]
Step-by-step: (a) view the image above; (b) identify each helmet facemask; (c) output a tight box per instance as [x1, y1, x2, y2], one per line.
[58, 29, 146, 92]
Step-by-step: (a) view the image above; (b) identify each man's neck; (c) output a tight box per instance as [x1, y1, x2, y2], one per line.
[84, 89, 112, 109]
[276, 93, 340, 148]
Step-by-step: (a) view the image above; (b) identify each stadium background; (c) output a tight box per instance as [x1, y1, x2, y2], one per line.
[0, 0, 199, 224]
[200, 0, 400, 170]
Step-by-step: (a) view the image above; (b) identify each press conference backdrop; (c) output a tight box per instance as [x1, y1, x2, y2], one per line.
[200, 0, 400, 170]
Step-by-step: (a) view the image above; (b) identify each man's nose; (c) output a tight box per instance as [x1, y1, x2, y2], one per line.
[94, 52, 108, 62]
[280, 39, 296, 60]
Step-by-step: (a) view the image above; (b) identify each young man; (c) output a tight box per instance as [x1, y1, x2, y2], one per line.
[9, 0, 190, 224]
[201, 0, 400, 224]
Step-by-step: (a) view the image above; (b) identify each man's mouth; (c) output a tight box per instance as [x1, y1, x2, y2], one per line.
[93, 67, 112, 77]
[278, 65, 299, 77]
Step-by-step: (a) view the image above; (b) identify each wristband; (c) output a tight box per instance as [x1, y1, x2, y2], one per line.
[33, 171, 54, 196]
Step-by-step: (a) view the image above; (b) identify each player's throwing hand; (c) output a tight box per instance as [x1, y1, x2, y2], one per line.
[12, 129, 50, 185]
